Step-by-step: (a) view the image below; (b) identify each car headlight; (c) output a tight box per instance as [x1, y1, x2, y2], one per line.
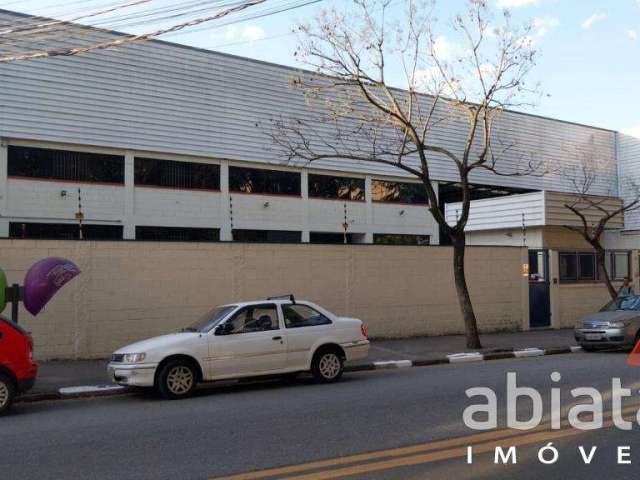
[609, 322, 628, 328]
[123, 353, 146, 363]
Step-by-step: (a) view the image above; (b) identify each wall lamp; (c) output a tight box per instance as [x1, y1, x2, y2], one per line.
[263, 201, 270, 208]
[60, 190, 68, 198]
[399, 209, 405, 216]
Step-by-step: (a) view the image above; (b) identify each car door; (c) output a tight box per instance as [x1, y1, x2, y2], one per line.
[281, 303, 334, 370]
[207, 303, 287, 379]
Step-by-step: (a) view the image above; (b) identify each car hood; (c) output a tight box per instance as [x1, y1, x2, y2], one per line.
[580, 311, 640, 324]
[114, 332, 201, 354]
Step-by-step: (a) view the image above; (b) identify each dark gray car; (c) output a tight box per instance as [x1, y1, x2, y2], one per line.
[575, 295, 640, 350]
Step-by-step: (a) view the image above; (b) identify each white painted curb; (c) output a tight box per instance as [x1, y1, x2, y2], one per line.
[513, 348, 545, 358]
[59, 385, 126, 395]
[447, 352, 484, 363]
[373, 360, 413, 369]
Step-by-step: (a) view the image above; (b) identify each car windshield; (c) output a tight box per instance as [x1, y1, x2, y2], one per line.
[183, 305, 237, 333]
[600, 296, 640, 312]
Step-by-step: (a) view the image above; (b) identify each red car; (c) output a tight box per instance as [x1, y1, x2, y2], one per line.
[0, 315, 37, 414]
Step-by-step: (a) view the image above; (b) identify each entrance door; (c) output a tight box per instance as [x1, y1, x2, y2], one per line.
[529, 250, 551, 328]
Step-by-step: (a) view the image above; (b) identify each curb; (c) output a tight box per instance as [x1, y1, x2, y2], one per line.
[344, 345, 582, 373]
[17, 345, 582, 404]
[17, 385, 133, 404]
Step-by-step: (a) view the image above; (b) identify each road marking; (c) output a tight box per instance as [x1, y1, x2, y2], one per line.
[283, 422, 612, 480]
[211, 405, 640, 480]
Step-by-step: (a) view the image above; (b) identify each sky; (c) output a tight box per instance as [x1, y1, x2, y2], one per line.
[2, 0, 639, 136]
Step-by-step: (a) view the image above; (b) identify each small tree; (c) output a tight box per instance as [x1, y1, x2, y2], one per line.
[270, 0, 542, 348]
[563, 148, 640, 300]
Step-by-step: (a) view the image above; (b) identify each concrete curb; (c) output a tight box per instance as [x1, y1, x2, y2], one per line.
[17, 345, 582, 404]
[343, 345, 582, 373]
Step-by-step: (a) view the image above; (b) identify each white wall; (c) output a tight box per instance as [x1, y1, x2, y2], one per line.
[0, 140, 439, 242]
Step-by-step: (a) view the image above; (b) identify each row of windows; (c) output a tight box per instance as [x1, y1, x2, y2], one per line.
[7, 222, 431, 245]
[7, 146, 427, 204]
[559, 251, 631, 283]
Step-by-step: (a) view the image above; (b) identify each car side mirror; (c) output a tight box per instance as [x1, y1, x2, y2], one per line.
[215, 323, 233, 336]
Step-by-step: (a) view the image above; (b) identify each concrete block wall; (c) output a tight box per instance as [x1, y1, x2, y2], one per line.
[0, 240, 527, 359]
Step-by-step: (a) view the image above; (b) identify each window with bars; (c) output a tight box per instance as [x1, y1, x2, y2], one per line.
[9, 222, 123, 240]
[8, 146, 124, 184]
[232, 229, 301, 243]
[135, 226, 219, 242]
[229, 166, 301, 196]
[135, 157, 220, 190]
[371, 180, 428, 204]
[308, 174, 364, 201]
[559, 251, 631, 283]
[373, 234, 431, 245]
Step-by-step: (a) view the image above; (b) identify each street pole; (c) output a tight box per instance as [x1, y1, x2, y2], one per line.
[5, 283, 23, 324]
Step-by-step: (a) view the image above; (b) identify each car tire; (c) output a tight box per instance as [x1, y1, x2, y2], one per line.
[311, 348, 344, 383]
[0, 373, 16, 416]
[156, 360, 198, 400]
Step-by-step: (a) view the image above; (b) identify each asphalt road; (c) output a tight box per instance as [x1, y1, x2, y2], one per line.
[2, 351, 640, 480]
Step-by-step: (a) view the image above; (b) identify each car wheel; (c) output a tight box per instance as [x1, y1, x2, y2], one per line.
[311, 348, 344, 383]
[157, 360, 197, 400]
[0, 373, 16, 416]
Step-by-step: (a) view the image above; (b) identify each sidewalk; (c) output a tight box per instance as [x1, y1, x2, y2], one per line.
[30, 329, 577, 396]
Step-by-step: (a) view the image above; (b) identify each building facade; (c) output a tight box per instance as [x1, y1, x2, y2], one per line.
[0, 11, 639, 245]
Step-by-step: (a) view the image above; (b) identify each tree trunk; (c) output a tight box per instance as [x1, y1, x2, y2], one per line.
[596, 247, 617, 300]
[450, 231, 482, 349]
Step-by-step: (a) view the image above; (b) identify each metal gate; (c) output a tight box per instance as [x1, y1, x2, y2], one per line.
[528, 249, 551, 328]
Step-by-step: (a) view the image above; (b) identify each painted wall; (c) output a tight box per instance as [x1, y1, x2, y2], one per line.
[0, 240, 527, 359]
[0, 141, 439, 242]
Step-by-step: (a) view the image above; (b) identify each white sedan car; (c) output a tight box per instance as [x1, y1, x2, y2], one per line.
[108, 297, 370, 399]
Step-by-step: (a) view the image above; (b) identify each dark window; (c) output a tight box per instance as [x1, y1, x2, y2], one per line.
[560, 251, 632, 283]
[611, 251, 631, 281]
[310, 232, 354, 244]
[136, 226, 219, 242]
[9, 222, 123, 240]
[135, 158, 220, 190]
[372, 180, 428, 204]
[373, 234, 430, 245]
[223, 304, 279, 333]
[559, 253, 578, 282]
[8, 146, 124, 184]
[308, 174, 364, 201]
[282, 304, 332, 328]
[229, 167, 300, 196]
[232, 229, 301, 243]
[578, 253, 596, 280]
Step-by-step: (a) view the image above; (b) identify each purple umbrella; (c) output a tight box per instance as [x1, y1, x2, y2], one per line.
[23, 257, 81, 316]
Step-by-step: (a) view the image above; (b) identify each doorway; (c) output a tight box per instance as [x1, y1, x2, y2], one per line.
[528, 249, 551, 328]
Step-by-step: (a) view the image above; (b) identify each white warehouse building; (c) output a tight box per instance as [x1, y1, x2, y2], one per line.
[0, 11, 639, 254]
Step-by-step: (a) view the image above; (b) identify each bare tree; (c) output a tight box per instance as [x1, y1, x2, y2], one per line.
[269, 0, 542, 348]
[563, 146, 640, 300]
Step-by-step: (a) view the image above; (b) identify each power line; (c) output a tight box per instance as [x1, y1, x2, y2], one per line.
[0, 0, 323, 61]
